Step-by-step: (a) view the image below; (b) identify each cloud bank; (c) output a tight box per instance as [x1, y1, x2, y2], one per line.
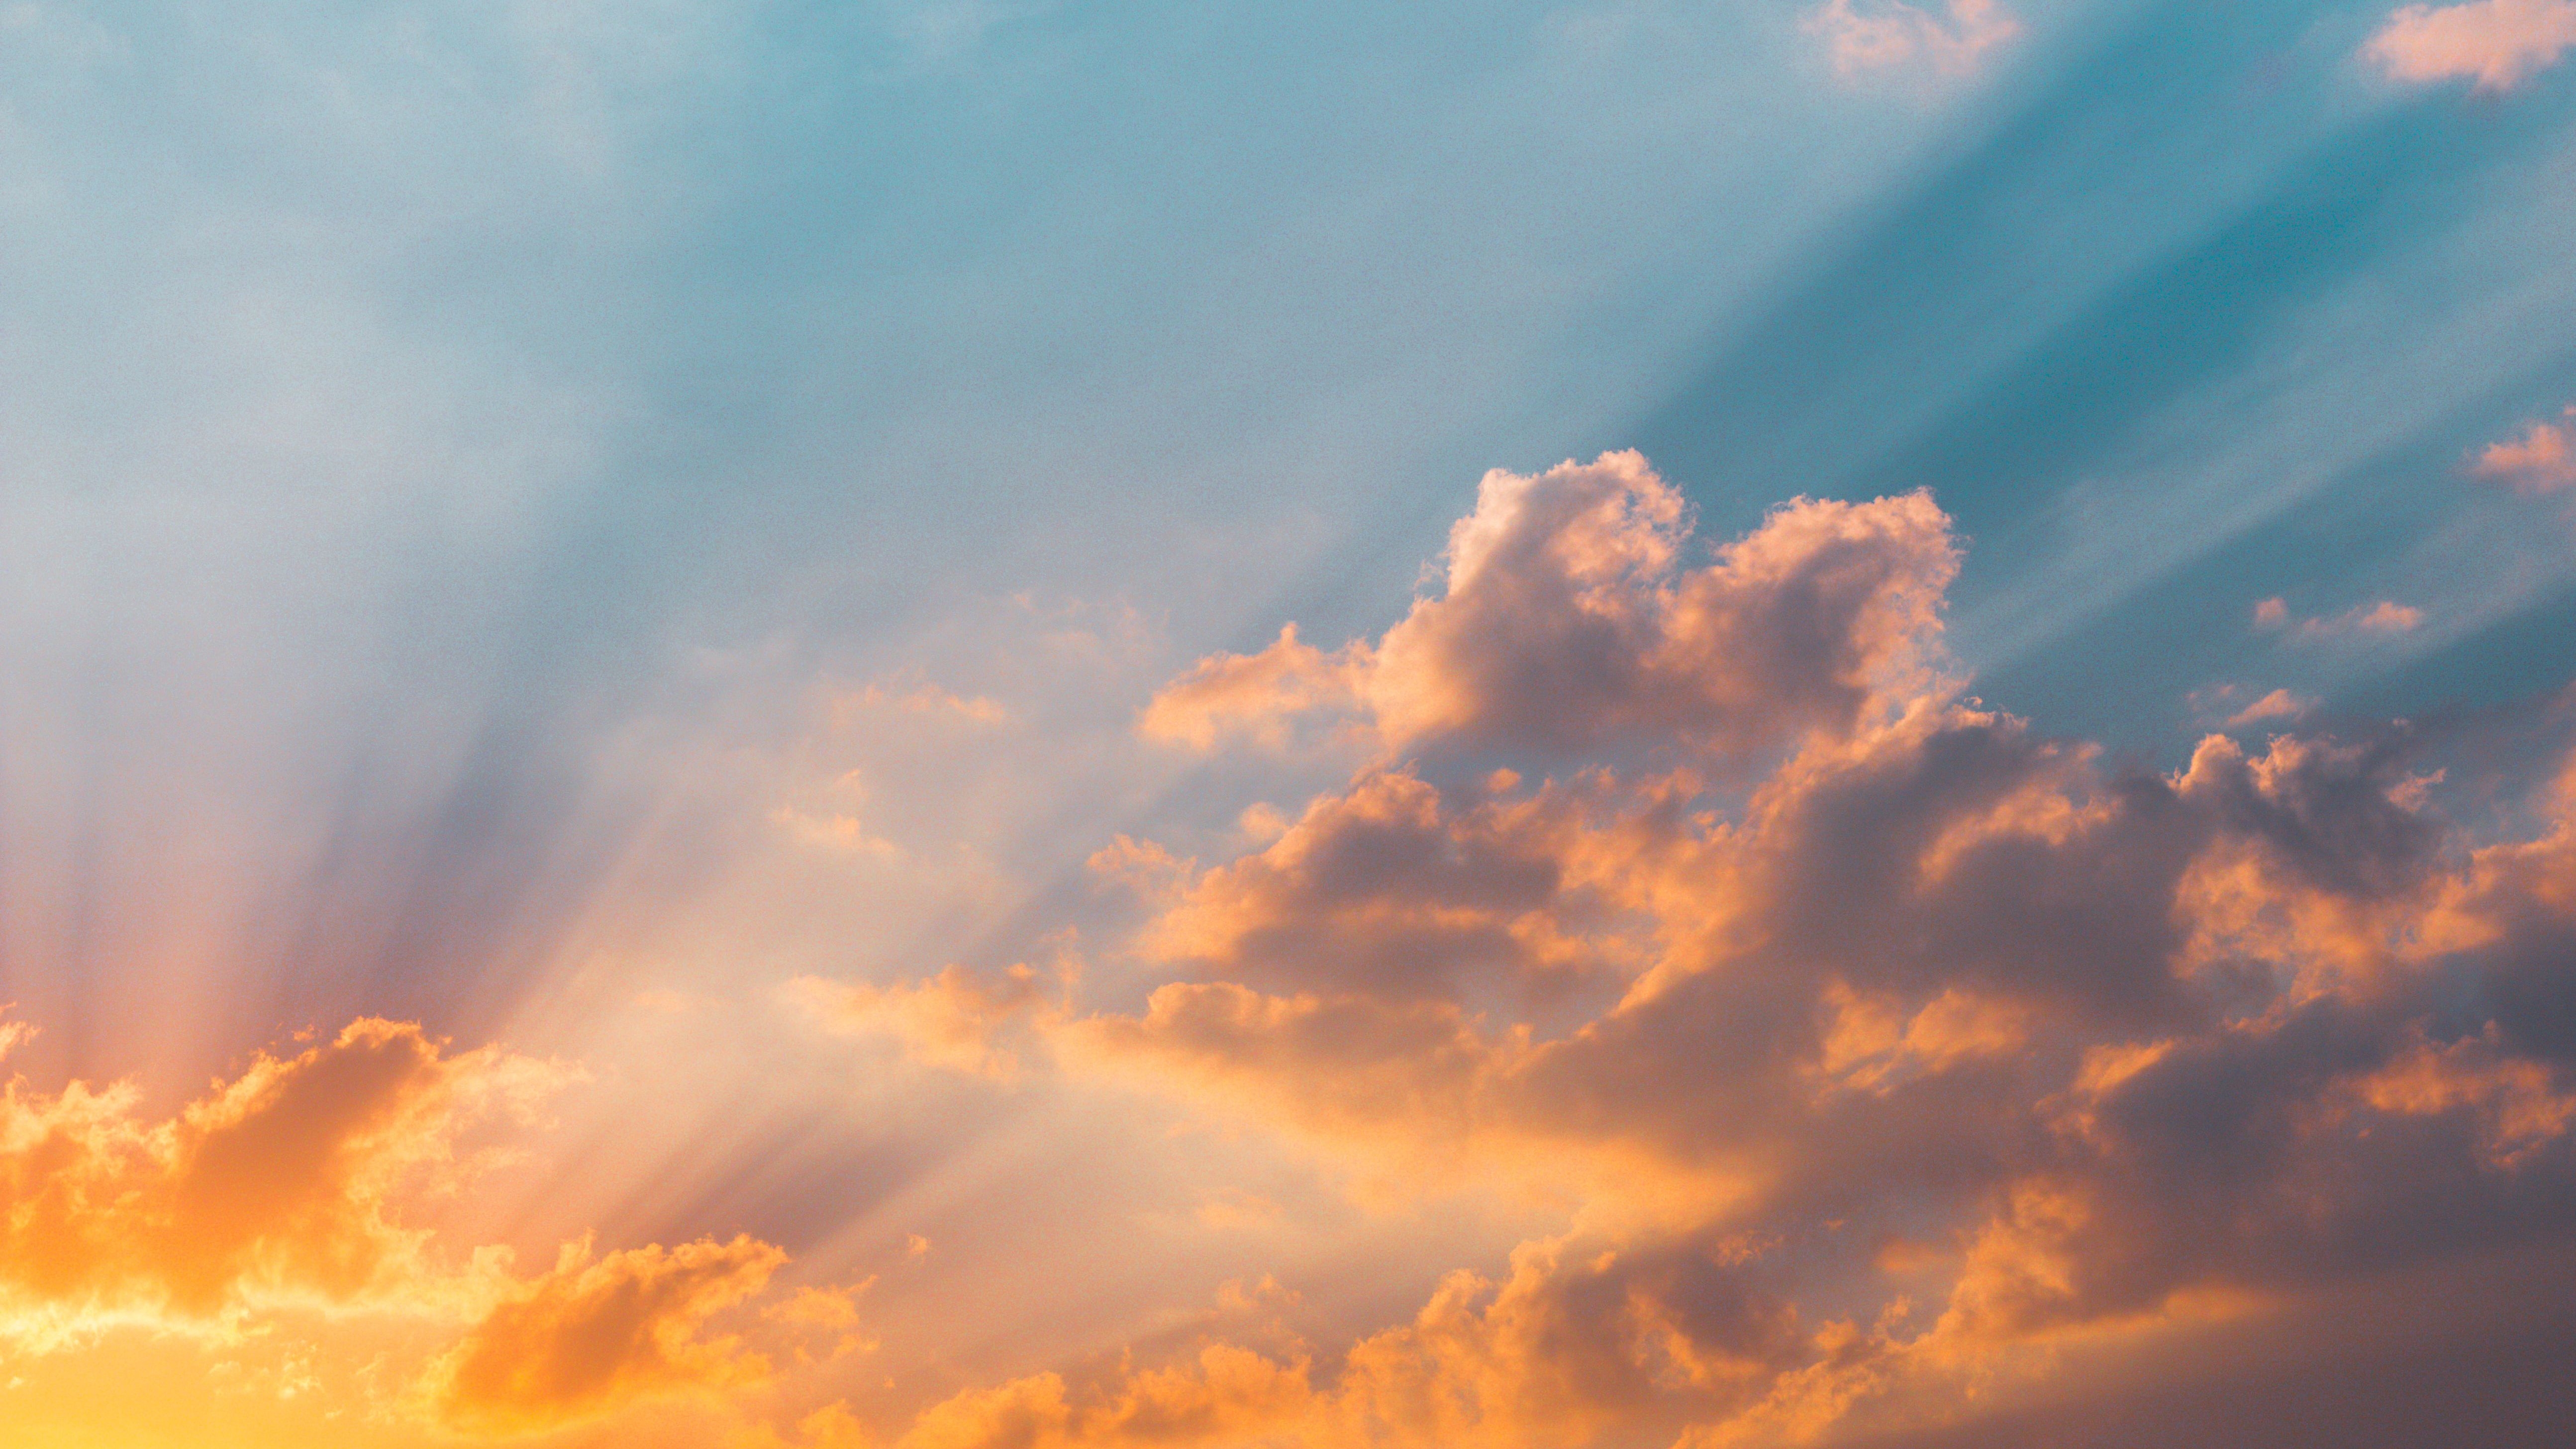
[848, 452, 2576, 1447]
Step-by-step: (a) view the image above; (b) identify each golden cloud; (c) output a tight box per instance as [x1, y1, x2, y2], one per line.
[431, 1234, 791, 1435]
[0, 1016, 834, 1442]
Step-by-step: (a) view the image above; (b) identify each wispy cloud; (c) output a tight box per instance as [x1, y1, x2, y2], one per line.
[2252, 595, 2426, 640]
[1805, 0, 2022, 79]
[2226, 686, 2315, 726]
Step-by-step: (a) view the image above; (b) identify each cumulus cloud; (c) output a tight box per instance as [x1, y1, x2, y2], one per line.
[1805, 0, 2022, 79]
[1144, 452, 1958, 766]
[888, 453, 2576, 1446]
[2366, 0, 2576, 91]
[2473, 405, 2576, 492]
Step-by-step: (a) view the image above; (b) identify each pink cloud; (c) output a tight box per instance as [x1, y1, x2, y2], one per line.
[2255, 597, 2427, 641]
[1805, 0, 2022, 79]
[2473, 405, 2576, 493]
[1144, 452, 1959, 764]
[2226, 687, 2314, 727]
[2295, 599, 2425, 639]
[2366, 0, 2576, 91]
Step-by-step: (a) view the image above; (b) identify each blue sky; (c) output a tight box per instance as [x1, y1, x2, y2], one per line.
[14, 0, 2568, 776]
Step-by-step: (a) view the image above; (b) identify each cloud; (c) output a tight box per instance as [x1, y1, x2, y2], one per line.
[0, 1017, 564, 1340]
[2226, 688, 2314, 726]
[2366, 0, 2576, 91]
[2472, 405, 2576, 493]
[2252, 597, 2426, 641]
[874, 1235, 1809, 1449]
[1143, 452, 1958, 766]
[430, 1234, 792, 1435]
[1139, 624, 1366, 751]
[774, 804, 907, 859]
[895, 1344, 1314, 1449]
[793, 965, 1051, 1080]
[944, 453, 2576, 1444]
[1804, 0, 2022, 79]
[1129, 766, 1632, 1003]
[837, 679, 1011, 728]
[1328, 1236, 1805, 1446]
[2345, 601, 2426, 634]
[0, 1015, 837, 1440]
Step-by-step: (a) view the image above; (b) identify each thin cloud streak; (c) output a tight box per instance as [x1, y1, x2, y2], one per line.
[1805, 0, 2023, 79]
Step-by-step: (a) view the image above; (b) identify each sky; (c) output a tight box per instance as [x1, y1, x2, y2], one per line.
[2, 0, 2576, 1444]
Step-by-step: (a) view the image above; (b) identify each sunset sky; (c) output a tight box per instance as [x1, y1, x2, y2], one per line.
[5, 2, 2576, 1445]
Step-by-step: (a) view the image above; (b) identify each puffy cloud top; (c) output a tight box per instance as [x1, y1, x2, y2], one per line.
[1146, 452, 1958, 766]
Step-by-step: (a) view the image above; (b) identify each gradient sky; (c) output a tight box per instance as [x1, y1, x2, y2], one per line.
[4, 2, 2576, 1445]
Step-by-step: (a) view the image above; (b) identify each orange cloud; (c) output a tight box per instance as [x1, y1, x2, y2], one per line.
[1139, 623, 1366, 751]
[2366, 0, 2576, 91]
[430, 1234, 792, 1436]
[0, 1018, 561, 1341]
[793, 965, 1051, 1080]
[0, 1017, 835, 1444]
